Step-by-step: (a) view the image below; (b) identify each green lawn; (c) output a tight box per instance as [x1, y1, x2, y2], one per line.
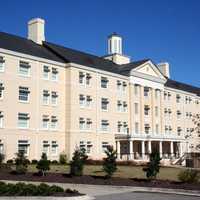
[28, 164, 183, 181]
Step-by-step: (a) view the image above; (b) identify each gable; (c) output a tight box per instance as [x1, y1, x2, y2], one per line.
[133, 60, 166, 80]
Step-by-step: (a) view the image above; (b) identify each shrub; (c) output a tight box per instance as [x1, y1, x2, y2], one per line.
[51, 160, 59, 165]
[178, 169, 200, 183]
[143, 151, 161, 179]
[36, 153, 50, 176]
[14, 152, 29, 174]
[70, 148, 88, 176]
[31, 159, 38, 164]
[49, 185, 64, 194]
[6, 159, 13, 164]
[37, 183, 51, 196]
[0, 153, 5, 165]
[102, 145, 117, 178]
[59, 153, 67, 164]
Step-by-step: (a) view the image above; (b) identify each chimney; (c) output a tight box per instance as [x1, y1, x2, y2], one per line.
[157, 62, 170, 78]
[103, 33, 131, 65]
[28, 18, 45, 45]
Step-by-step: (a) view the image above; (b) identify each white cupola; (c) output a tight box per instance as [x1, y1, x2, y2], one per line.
[108, 32, 122, 55]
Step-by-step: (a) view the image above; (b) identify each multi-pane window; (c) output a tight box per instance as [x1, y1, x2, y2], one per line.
[135, 122, 139, 134]
[102, 142, 109, 152]
[101, 98, 109, 111]
[176, 94, 181, 103]
[177, 127, 182, 135]
[42, 115, 49, 130]
[51, 91, 58, 105]
[19, 61, 30, 76]
[0, 83, 4, 99]
[19, 87, 30, 102]
[42, 141, 50, 155]
[0, 56, 5, 72]
[79, 141, 92, 154]
[43, 90, 50, 105]
[51, 116, 58, 130]
[79, 95, 92, 108]
[117, 121, 128, 133]
[86, 118, 92, 130]
[144, 105, 150, 116]
[52, 68, 58, 81]
[101, 77, 108, 88]
[144, 124, 150, 134]
[122, 101, 127, 112]
[79, 118, 85, 130]
[43, 66, 50, 79]
[117, 101, 122, 112]
[18, 140, 29, 155]
[177, 110, 181, 119]
[51, 141, 58, 155]
[79, 118, 92, 130]
[86, 73, 91, 85]
[101, 120, 109, 132]
[18, 113, 29, 129]
[144, 87, 149, 97]
[79, 72, 91, 86]
[0, 111, 3, 128]
[117, 81, 127, 92]
[117, 101, 127, 112]
[79, 72, 85, 84]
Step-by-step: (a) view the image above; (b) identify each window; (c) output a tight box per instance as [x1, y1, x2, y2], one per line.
[144, 105, 150, 116]
[101, 120, 109, 132]
[43, 66, 50, 79]
[18, 140, 29, 155]
[144, 124, 150, 134]
[0, 83, 4, 99]
[117, 81, 122, 91]
[155, 124, 159, 134]
[43, 90, 50, 105]
[155, 106, 158, 117]
[117, 121, 122, 133]
[177, 127, 182, 135]
[0, 56, 5, 72]
[0, 111, 3, 128]
[101, 77, 108, 88]
[18, 113, 29, 129]
[80, 141, 92, 154]
[135, 103, 139, 114]
[52, 68, 58, 81]
[86, 96, 92, 107]
[86, 118, 92, 130]
[101, 98, 109, 111]
[51, 91, 58, 105]
[79, 95, 85, 107]
[165, 126, 168, 134]
[42, 141, 50, 155]
[117, 100, 122, 112]
[79, 72, 85, 84]
[102, 142, 109, 153]
[0, 141, 3, 154]
[42, 115, 49, 130]
[118, 121, 128, 133]
[86, 73, 91, 85]
[51, 116, 58, 130]
[177, 110, 181, 119]
[122, 82, 127, 92]
[19, 61, 30, 76]
[51, 141, 58, 155]
[135, 122, 139, 134]
[79, 117, 85, 130]
[168, 92, 171, 100]
[19, 87, 30, 102]
[176, 94, 181, 103]
[144, 87, 149, 97]
[122, 101, 127, 112]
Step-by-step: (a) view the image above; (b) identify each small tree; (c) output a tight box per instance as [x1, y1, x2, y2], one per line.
[103, 145, 117, 178]
[143, 151, 161, 179]
[36, 153, 50, 176]
[70, 148, 88, 176]
[0, 153, 5, 165]
[14, 151, 29, 174]
[59, 153, 67, 165]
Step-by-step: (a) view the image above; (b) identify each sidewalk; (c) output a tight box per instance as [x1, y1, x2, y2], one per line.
[2, 180, 200, 197]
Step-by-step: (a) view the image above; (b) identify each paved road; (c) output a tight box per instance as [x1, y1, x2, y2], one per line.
[95, 192, 200, 200]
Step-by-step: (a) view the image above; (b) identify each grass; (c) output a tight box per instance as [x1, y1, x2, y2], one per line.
[28, 164, 183, 181]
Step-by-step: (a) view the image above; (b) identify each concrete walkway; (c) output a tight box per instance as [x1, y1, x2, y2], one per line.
[2, 180, 200, 197]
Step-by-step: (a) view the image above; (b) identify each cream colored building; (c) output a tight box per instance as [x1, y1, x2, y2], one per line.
[0, 18, 199, 163]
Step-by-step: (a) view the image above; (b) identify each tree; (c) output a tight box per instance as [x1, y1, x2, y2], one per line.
[14, 152, 29, 174]
[59, 153, 67, 164]
[191, 114, 200, 151]
[70, 148, 88, 176]
[36, 153, 50, 176]
[143, 151, 161, 179]
[102, 145, 117, 178]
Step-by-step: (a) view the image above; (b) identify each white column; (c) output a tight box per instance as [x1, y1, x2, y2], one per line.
[159, 141, 163, 158]
[179, 142, 183, 157]
[141, 141, 145, 159]
[129, 140, 133, 160]
[117, 141, 121, 159]
[148, 140, 152, 154]
[170, 141, 174, 157]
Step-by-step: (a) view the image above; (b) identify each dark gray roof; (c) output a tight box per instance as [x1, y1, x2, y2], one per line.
[165, 79, 200, 96]
[0, 32, 65, 63]
[0, 31, 199, 96]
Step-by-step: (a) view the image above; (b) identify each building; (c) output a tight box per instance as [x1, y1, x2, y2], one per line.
[0, 18, 199, 163]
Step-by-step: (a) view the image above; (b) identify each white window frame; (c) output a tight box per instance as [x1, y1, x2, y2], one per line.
[102, 142, 109, 153]
[0, 83, 4, 100]
[43, 90, 50, 105]
[101, 98, 109, 111]
[43, 65, 50, 80]
[18, 61, 30, 77]
[19, 86, 30, 102]
[52, 68, 58, 81]
[51, 91, 58, 106]
[0, 57, 5, 72]
[0, 111, 3, 128]
[101, 120, 109, 132]
[42, 141, 50, 155]
[51, 141, 58, 156]
[18, 113, 29, 129]
[42, 115, 49, 130]
[51, 116, 58, 131]
[101, 77, 108, 89]
[18, 140, 29, 156]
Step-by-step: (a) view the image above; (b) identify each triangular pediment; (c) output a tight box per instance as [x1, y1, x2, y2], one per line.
[132, 60, 166, 80]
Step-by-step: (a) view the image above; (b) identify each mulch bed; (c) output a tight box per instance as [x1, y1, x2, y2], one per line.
[0, 171, 199, 191]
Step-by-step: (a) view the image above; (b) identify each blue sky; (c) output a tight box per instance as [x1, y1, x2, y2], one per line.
[0, 0, 199, 87]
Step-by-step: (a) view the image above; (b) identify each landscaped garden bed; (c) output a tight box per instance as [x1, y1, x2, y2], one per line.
[0, 171, 200, 191]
